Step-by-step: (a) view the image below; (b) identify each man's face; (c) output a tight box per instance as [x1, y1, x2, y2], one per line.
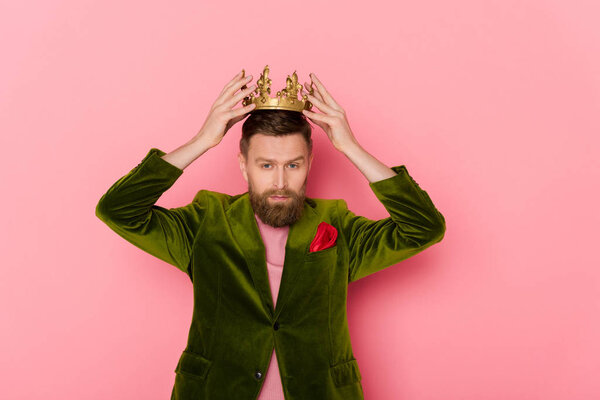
[238, 133, 313, 228]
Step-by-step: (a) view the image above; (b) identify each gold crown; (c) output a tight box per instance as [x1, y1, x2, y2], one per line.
[241, 65, 314, 112]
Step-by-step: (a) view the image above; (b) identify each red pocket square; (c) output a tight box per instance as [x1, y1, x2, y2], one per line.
[309, 222, 338, 253]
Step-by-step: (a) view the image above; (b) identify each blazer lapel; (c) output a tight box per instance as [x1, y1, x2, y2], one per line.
[226, 192, 320, 321]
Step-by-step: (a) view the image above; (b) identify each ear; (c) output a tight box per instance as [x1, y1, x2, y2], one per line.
[308, 152, 314, 173]
[238, 152, 249, 183]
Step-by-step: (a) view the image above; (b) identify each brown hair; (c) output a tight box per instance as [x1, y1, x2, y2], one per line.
[240, 110, 312, 160]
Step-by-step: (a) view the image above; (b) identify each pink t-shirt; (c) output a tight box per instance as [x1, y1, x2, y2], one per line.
[254, 213, 289, 400]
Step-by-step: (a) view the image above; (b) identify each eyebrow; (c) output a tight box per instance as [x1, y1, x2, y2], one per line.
[255, 156, 305, 163]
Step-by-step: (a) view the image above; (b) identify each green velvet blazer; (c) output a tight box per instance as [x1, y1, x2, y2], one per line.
[95, 147, 446, 400]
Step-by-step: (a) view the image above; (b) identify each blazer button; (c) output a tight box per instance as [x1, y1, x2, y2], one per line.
[273, 321, 279, 330]
[255, 371, 262, 379]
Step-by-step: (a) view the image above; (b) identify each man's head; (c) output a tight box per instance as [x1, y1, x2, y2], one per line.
[239, 110, 313, 228]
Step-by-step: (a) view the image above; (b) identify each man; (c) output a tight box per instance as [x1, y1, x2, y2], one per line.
[95, 69, 446, 400]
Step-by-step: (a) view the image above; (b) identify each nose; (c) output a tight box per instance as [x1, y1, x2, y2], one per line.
[273, 167, 287, 191]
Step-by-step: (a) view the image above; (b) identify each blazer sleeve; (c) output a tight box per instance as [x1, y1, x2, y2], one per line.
[337, 165, 446, 283]
[95, 147, 207, 276]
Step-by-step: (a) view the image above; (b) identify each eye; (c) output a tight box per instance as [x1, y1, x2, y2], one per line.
[288, 163, 298, 168]
[262, 164, 271, 168]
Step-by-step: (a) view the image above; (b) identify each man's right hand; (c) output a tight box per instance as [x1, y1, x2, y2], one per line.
[195, 70, 257, 149]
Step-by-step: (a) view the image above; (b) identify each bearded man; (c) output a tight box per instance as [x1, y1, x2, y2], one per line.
[96, 68, 446, 400]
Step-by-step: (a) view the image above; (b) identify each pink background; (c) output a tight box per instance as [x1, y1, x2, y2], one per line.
[1, 1, 599, 399]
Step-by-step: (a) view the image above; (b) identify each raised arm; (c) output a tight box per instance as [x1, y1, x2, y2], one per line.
[337, 164, 446, 283]
[299, 72, 445, 283]
[95, 146, 208, 275]
[95, 69, 258, 276]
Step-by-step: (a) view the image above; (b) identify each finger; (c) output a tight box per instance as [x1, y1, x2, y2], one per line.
[220, 72, 252, 98]
[231, 69, 243, 80]
[304, 80, 327, 109]
[302, 81, 325, 113]
[225, 73, 252, 97]
[301, 110, 328, 131]
[303, 81, 324, 103]
[302, 109, 333, 125]
[229, 103, 256, 119]
[220, 70, 245, 95]
[303, 81, 315, 95]
[217, 75, 253, 106]
[228, 107, 252, 126]
[304, 92, 336, 115]
[310, 73, 342, 111]
[225, 83, 257, 109]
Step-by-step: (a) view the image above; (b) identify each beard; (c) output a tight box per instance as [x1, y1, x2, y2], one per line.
[248, 179, 307, 228]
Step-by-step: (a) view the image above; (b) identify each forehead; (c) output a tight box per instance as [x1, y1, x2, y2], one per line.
[249, 133, 308, 161]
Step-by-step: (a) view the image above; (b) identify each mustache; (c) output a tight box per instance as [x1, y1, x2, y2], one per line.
[267, 192, 293, 197]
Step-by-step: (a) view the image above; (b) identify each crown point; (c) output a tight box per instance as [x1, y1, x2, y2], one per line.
[244, 66, 309, 112]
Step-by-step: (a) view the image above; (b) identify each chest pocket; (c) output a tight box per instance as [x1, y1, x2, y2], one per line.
[305, 245, 338, 263]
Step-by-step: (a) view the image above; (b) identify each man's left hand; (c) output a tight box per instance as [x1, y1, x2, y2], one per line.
[301, 73, 359, 153]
